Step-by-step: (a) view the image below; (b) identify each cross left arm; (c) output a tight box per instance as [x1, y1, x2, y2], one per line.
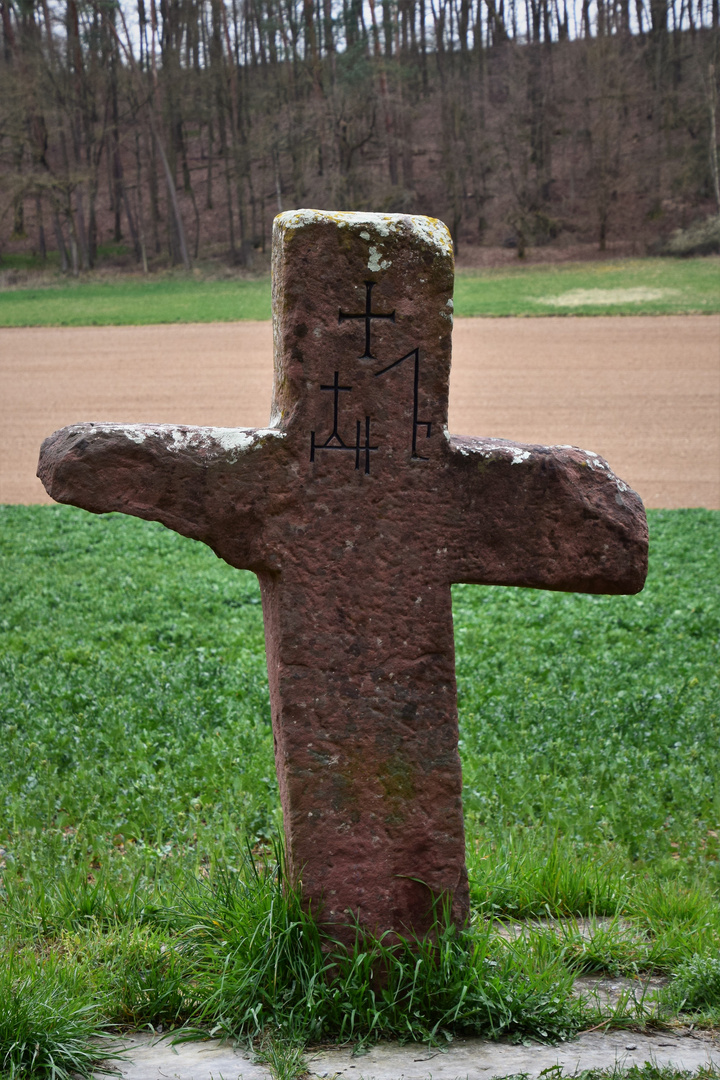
[443, 436, 648, 594]
[38, 422, 286, 569]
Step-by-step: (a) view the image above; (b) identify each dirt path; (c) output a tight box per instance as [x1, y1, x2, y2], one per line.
[2, 315, 717, 508]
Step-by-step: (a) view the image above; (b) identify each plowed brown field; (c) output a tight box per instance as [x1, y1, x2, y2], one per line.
[2, 315, 718, 508]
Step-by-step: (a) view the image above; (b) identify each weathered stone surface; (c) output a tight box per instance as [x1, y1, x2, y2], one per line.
[38, 210, 648, 940]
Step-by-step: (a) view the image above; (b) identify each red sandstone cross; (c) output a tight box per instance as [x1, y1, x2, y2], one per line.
[38, 211, 648, 940]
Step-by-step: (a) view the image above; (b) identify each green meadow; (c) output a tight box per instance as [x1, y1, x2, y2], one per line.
[0, 256, 717, 325]
[0, 505, 719, 1075]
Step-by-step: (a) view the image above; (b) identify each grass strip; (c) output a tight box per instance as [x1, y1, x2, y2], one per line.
[0, 258, 717, 325]
[525, 1070, 720, 1079]
[0, 276, 272, 326]
[453, 256, 720, 316]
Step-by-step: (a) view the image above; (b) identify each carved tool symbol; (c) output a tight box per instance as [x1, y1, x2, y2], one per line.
[375, 348, 432, 460]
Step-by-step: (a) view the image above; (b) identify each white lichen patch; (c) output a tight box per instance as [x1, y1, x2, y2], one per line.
[273, 209, 453, 258]
[122, 427, 148, 444]
[532, 287, 680, 308]
[368, 245, 392, 272]
[275, 209, 395, 235]
[449, 434, 635, 497]
[510, 448, 531, 464]
[553, 441, 603, 461]
[406, 215, 453, 258]
[85, 422, 284, 460]
[552, 441, 630, 493]
[449, 435, 537, 465]
[85, 423, 151, 443]
[209, 428, 270, 452]
[476, 444, 533, 465]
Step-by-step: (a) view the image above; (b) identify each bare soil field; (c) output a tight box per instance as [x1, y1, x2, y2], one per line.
[2, 315, 717, 508]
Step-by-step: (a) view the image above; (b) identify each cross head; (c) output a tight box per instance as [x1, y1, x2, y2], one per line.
[38, 210, 648, 941]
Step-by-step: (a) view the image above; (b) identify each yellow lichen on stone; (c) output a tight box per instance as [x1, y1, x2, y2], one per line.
[273, 209, 453, 259]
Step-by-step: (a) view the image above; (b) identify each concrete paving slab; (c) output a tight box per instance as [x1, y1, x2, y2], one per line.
[110, 1029, 720, 1080]
[108, 1033, 267, 1080]
[309, 1031, 720, 1077]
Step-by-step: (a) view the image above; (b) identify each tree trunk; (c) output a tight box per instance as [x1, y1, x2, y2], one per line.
[155, 128, 191, 269]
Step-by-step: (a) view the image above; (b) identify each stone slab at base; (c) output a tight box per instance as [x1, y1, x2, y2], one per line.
[106, 1030, 720, 1080]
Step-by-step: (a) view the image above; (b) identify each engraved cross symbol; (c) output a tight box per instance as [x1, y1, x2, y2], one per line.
[38, 211, 648, 945]
[339, 280, 395, 359]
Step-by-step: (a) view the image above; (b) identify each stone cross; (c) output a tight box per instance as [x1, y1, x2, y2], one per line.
[38, 210, 648, 942]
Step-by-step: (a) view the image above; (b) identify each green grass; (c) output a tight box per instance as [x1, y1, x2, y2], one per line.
[0, 953, 120, 1080]
[456, 510, 720, 868]
[0, 507, 718, 1066]
[0, 275, 272, 326]
[453, 257, 720, 316]
[0, 257, 717, 325]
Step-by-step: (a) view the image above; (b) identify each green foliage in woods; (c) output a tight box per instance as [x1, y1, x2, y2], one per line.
[0, 506, 718, 1063]
[0, 257, 717, 326]
[658, 216, 720, 258]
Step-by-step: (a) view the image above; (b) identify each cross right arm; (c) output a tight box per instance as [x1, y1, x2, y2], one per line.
[443, 435, 648, 595]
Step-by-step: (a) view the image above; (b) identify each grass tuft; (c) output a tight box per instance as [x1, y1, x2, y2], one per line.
[660, 953, 720, 1015]
[171, 850, 587, 1045]
[468, 834, 630, 918]
[252, 1033, 309, 1080]
[0, 952, 120, 1079]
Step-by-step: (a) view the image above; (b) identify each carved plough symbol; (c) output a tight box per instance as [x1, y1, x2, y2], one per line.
[310, 372, 378, 475]
[310, 281, 431, 474]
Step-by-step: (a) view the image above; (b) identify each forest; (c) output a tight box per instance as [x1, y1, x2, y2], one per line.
[0, 0, 718, 271]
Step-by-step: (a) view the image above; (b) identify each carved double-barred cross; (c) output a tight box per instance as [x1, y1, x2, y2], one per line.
[39, 211, 648, 941]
